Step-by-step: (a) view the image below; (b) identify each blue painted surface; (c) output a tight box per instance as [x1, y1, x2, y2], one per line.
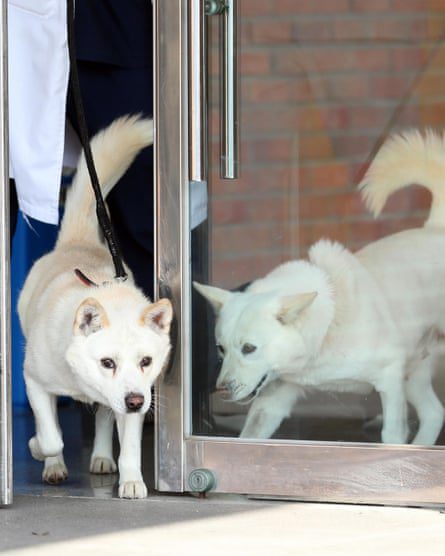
[11, 213, 58, 406]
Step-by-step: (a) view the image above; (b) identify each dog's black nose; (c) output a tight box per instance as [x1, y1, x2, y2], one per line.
[125, 393, 145, 412]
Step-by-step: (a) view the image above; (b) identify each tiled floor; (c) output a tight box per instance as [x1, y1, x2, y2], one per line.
[13, 403, 155, 499]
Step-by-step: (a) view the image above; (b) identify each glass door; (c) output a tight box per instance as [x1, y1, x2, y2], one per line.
[156, 0, 445, 504]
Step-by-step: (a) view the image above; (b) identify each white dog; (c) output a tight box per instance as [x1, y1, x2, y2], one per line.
[18, 115, 173, 498]
[195, 130, 445, 445]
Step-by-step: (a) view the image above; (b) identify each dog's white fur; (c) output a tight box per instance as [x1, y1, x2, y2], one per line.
[196, 129, 445, 445]
[18, 115, 173, 498]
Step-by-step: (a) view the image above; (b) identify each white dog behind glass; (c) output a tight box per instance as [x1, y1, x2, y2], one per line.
[196, 130, 445, 445]
[19, 115, 173, 498]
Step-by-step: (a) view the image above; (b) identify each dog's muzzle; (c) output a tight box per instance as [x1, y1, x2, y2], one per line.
[125, 392, 145, 412]
[217, 374, 269, 404]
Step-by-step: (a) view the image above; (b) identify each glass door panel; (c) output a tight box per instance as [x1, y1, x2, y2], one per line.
[191, 1, 445, 448]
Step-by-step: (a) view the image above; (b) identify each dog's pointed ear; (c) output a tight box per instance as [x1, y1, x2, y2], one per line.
[193, 282, 232, 314]
[141, 298, 173, 334]
[277, 292, 317, 325]
[74, 297, 109, 336]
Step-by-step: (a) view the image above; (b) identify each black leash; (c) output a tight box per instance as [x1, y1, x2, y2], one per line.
[66, 0, 128, 281]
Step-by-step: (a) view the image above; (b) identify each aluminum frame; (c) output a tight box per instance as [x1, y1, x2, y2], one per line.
[154, 0, 445, 505]
[0, 0, 11, 507]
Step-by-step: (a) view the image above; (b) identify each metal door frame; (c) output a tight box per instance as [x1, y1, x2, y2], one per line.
[154, 0, 445, 506]
[0, 0, 11, 507]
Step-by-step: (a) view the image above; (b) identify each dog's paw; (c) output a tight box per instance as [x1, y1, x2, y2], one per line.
[118, 480, 148, 499]
[43, 461, 68, 485]
[90, 456, 117, 475]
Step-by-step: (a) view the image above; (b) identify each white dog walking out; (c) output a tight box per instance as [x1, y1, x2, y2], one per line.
[19, 115, 173, 498]
[196, 130, 445, 445]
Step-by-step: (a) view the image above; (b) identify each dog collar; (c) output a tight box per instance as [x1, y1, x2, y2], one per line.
[74, 268, 126, 287]
[74, 268, 99, 288]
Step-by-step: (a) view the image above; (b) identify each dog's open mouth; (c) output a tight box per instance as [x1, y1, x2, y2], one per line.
[237, 373, 268, 405]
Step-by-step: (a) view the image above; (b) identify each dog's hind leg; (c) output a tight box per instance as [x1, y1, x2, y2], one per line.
[90, 404, 117, 474]
[406, 357, 444, 445]
[240, 380, 302, 439]
[375, 362, 409, 444]
[115, 412, 147, 499]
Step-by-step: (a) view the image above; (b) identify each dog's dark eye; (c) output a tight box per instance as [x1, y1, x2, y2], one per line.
[241, 343, 257, 355]
[101, 358, 116, 370]
[140, 356, 152, 368]
[216, 344, 225, 356]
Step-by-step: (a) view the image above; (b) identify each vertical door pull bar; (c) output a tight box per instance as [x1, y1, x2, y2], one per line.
[220, 0, 239, 179]
[189, 0, 207, 182]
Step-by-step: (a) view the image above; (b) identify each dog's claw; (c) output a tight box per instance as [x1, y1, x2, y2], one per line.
[43, 462, 68, 484]
[90, 456, 117, 475]
[118, 480, 148, 499]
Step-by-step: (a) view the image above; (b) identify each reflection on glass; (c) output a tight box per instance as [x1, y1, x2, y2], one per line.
[192, 2, 445, 445]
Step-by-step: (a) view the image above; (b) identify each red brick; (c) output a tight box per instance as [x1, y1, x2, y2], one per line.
[416, 73, 445, 96]
[332, 135, 373, 159]
[355, 49, 392, 71]
[250, 21, 294, 44]
[325, 74, 369, 100]
[351, 0, 391, 10]
[420, 103, 445, 125]
[392, 0, 427, 10]
[249, 138, 295, 163]
[299, 134, 334, 160]
[426, 0, 445, 12]
[298, 191, 365, 220]
[297, 221, 350, 247]
[333, 18, 369, 40]
[211, 167, 293, 197]
[213, 223, 287, 255]
[370, 17, 428, 41]
[348, 106, 390, 129]
[211, 253, 286, 290]
[241, 0, 274, 17]
[391, 46, 430, 71]
[299, 162, 350, 190]
[369, 75, 416, 98]
[241, 106, 326, 135]
[293, 20, 335, 42]
[243, 78, 312, 103]
[241, 52, 271, 75]
[271, 0, 350, 14]
[212, 197, 288, 226]
[428, 14, 445, 38]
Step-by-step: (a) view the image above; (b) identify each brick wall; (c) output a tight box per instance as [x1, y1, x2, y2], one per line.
[207, 0, 445, 288]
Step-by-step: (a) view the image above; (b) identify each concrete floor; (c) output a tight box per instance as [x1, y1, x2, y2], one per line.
[5, 405, 445, 555]
[3, 494, 445, 555]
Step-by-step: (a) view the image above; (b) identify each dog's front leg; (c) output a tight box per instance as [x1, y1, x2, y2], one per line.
[240, 380, 302, 439]
[375, 364, 409, 444]
[90, 405, 117, 474]
[115, 412, 147, 499]
[25, 376, 67, 484]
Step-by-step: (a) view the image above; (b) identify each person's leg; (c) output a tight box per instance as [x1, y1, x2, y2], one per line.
[10, 179, 18, 244]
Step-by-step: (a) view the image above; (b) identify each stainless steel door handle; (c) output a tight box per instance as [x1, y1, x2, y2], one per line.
[189, 0, 207, 182]
[188, 0, 239, 182]
[220, 0, 239, 179]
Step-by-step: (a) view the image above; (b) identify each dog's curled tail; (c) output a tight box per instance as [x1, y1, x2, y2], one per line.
[358, 129, 445, 228]
[56, 114, 154, 246]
